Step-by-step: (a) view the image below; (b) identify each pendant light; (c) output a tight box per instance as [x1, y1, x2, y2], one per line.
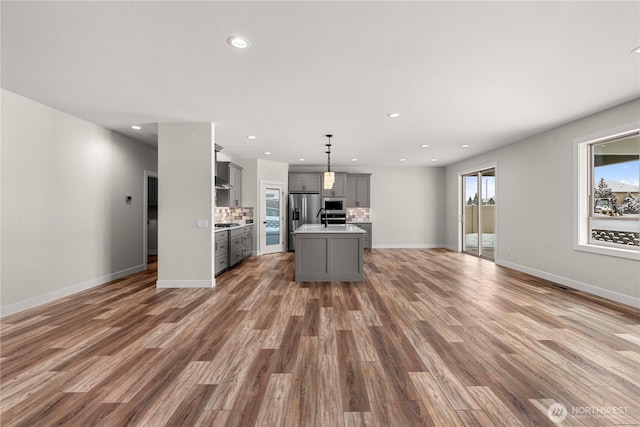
[324, 134, 335, 189]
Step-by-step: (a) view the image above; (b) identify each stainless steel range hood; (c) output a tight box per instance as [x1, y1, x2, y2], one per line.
[214, 144, 234, 190]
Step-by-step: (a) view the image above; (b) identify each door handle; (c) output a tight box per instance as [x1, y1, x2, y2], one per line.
[263, 221, 267, 224]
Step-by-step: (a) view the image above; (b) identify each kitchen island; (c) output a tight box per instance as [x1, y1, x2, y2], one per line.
[293, 224, 366, 282]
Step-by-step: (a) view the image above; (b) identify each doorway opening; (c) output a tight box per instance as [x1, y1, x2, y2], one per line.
[462, 167, 496, 260]
[143, 171, 158, 270]
[259, 181, 285, 255]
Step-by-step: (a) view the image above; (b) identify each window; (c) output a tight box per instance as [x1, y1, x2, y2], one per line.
[575, 125, 639, 260]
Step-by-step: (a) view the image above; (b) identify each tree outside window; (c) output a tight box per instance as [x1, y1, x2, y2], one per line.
[590, 134, 639, 248]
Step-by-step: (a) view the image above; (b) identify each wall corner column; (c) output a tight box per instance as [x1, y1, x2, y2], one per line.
[156, 122, 215, 288]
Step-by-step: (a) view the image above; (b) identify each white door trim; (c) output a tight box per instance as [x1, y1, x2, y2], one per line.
[143, 170, 158, 269]
[259, 181, 285, 255]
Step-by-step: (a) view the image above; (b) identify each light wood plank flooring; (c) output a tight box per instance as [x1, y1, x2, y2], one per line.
[1, 250, 639, 426]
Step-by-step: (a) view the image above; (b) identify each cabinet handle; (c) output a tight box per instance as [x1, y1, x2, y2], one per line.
[215, 242, 218, 250]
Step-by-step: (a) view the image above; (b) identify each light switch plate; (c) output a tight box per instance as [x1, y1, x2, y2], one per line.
[196, 219, 208, 228]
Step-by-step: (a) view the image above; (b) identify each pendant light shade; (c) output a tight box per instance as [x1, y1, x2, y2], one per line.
[324, 171, 335, 189]
[324, 134, 335, 190]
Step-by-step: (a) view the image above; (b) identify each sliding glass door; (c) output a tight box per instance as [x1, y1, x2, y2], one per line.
[462, 168, 495, 260]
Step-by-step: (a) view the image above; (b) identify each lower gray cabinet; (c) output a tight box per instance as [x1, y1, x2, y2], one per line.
[242, 225, 253, 258]
[216, 225, 253, 276]
[229, 227, 245, 267]
[350, 222, 372, 249]
[215, 230, 229, 275]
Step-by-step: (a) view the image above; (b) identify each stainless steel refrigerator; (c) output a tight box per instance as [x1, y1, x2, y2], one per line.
[288, 193, 321, 251]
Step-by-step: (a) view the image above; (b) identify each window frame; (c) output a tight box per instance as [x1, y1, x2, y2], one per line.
[574, 123, 640, 260]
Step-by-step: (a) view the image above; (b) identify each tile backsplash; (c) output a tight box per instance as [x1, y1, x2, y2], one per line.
[215, 207, 254, 224]
[217, 206, 366, 223]
[347, 207, 370, 222]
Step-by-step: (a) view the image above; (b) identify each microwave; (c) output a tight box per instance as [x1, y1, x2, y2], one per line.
[323, 197, 346, 214]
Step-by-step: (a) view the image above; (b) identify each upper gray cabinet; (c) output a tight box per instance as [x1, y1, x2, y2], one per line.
[347, 174, 371, 207]
[217, 162, 242, 207]
[322, 172, 347, 197]
[289, 173, 321, 193]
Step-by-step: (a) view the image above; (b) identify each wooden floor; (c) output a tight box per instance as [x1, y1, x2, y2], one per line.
[1, 250, 639, 426]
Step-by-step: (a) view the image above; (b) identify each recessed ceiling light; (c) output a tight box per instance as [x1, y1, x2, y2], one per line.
[431, 158, 438, 162]
[461, 144, 470, 148]
[400, 158, 406, 162]
[299, 158, 305, 161]
[247, 135, 257, 140]
[227, 36, 250, 49]
[351, 158, 358, 162]
[632, 45, 640, 54]
[387, 112, 401, 118]
[264, 151, 271, 155]
[421, 144, 429, 148]
[131, 125, 142, 130]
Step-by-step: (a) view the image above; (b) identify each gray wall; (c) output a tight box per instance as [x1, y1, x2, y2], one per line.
[1, 90, 158, 314]
[444, 99, 640, 307]
[289, 165, 446, 248]
[370, 167, 444, 247]
[156, 122, 214, 288]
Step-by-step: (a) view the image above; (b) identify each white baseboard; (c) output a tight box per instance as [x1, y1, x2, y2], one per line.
[442, 244, 458, 251]
[1, 264, 146, 318]
[156, 279, 214, 288]
[147, 250, 157, 255]
[496, 259, 640, 309]
[373, 243, 447, 249]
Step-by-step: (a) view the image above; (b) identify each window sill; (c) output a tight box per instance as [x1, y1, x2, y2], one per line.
[575, 243, 640, 260]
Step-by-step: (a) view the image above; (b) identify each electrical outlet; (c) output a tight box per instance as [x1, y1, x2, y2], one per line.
[196, 219, 208, 228]
[507, 247, 512, 255]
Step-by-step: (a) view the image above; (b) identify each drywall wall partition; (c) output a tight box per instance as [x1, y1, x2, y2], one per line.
[1, 90, 158, 315]
[370, 167, 444, 247]
[444, 99, 640, 307]
[156, 122, 215, 288]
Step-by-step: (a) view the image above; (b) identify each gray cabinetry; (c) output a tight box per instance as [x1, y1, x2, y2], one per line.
[216, 224, 252, 276]
[242, 225, 253, 259]
[347, 174, 371, 207]
[293, 225, 365, 282]
[229, 227, 245, 267]
[217, 162, 242, 207]
[215, 230, 229, 275]
[350, 222, 372, 249]
[322, 172, 347, 197]
[289, 173, 321, 193]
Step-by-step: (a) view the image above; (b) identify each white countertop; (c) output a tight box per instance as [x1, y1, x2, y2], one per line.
[214, 223, 253, 232]
[294, 224, 366, 234]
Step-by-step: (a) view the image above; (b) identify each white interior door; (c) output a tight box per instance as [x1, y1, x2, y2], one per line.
[260, 182, 285, 255]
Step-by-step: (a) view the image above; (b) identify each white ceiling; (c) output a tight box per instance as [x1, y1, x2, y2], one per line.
[2, 1, 639, 167]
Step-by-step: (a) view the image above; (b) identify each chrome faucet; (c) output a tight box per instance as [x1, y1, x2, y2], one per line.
[317, 208, 328, 227]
